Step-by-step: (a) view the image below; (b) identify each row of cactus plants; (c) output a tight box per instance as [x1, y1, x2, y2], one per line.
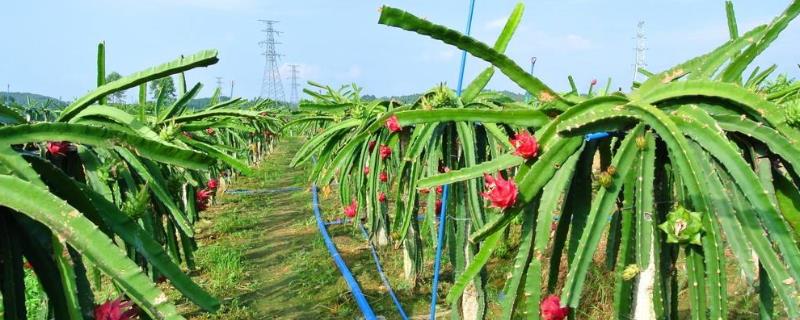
[0, 43, 283, 319]
[294, 0, 800, 319]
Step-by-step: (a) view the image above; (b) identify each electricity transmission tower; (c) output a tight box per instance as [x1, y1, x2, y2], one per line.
[215, 77, 224, 101]
[524, 57, 537, 102]
[258, 20, 286, 102]
[632, 21, 647, 84]
[288, 64, 300, 107]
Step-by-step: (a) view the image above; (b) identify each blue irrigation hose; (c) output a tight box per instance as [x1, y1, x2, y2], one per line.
[430, 184, 450, 319]
[431, 1, 477, 319]
[327, 215, 424, 226]
[358, 223, 410, 320]
[584, 132, 610, 141]
[454, 1, 475, 97]
[311, 183, 377, 320]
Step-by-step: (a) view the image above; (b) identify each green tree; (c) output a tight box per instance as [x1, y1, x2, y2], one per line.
[149, 76, 176, 102]
[105, 71, 125, 103]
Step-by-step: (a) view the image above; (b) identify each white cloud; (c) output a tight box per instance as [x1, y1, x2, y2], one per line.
[280, 63, 319, 80]
[513, 30, 593, 52]
[564, 34, 592, 50]
[420, 48, 458, 62]
[485, 17, 507, 30]
[438, 49, 457, 61]
[115, 0, 258, 12]
[336, 65, 363, 80]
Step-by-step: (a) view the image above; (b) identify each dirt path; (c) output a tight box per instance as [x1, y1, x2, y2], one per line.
[174, 137, 441, 319]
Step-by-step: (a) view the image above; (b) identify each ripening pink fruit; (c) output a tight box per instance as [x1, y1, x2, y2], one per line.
[196, 189, 213, 211]
[206, 128, 215, 135]
[435, 199, 443, 215]
[344, 200, 358, 218]
[482, 173, 518, 210]
[46, 141, 71, 156]
[510, 131, 539, 159]
[368, 140, 377, 152]
[436, 186, 443, 195]
[363, 166, 370, 175]
[207, 179, 219, 190]
[378, 192, 387, 202]
[94, 298, 137, 320]
[540, 295, 569, 320]
[385, 115, 401, 133]
[379, 171, 388, 183]
[590, 79, 598, 86]
[379, 144, 392, 160]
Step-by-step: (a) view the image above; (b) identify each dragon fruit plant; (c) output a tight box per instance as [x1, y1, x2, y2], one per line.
[291, 4, 561, 318]
[373, 0, 800, 319]
[0, 43, 282, 319]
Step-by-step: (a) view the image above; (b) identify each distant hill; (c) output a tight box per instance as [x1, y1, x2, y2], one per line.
[363, 90, 526, 104]
[0, 92, 239, 110]
[1, 92, 66, 108]
[2, 89, 528, 110]
[187, 96, 234, 109]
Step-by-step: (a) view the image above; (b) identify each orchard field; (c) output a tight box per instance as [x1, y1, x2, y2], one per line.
[3, 1, 800, 319]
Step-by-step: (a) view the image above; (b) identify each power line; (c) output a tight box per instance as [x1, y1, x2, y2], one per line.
[258, 20, 286, 102]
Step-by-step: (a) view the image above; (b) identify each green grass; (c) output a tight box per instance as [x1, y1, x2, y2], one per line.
[212, 211, 257, 235]
[195, 244, 247, 296]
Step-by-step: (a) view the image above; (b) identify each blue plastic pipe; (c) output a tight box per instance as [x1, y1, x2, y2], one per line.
[431, 1, 477, 319]
[326, 215, 425, 226]
[311, 183, 377, 320]
[584, 132, 610, 141]
[358, 223, 409, 320]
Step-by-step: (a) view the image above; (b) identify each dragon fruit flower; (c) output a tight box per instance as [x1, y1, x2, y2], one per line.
[540, 295, 569, 320]
[378, 192, 387, 202]
[379, 171, 388, 183]
[379, 144, 392, 160]
[482, 173, 518, 210]
[510, 131, 539, 159]
[46, 141, 71, 156]
[590, 79, 598, 86]
[94, 298, 138, 320]
[385, 115, 402, 133]
[344, 200, 358, 218]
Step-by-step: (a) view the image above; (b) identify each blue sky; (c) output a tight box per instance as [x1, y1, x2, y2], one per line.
[1, 1, 798, 102]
